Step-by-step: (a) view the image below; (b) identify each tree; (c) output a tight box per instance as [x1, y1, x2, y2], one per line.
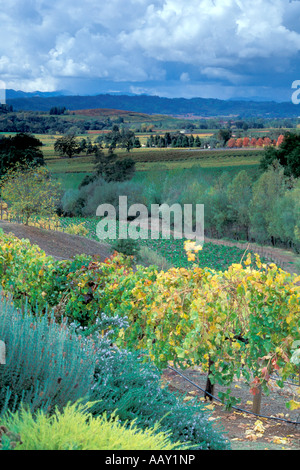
[263, 137, 272, 147]
[256, 138, 264, 147]
[243, 137, 250, 147]
[0, 133, 44, 176]
[227, 170, 252, 239]
[0, 167, 61, 225]
[202, 172, 231, 237]
[249, 162, 288, 244]
[54, 134, 80, 158]
[260, 132, 300, 178]
[120, 129, 136, 153]
[134, 137, 141, 148]
[276, 134, 285, 147]
[194, 136, 201, 147]
[217, 129, 232, 146]
[164, 132, 172, 146]
[94, 147, 135, 182]
[227, 138, 236, 148]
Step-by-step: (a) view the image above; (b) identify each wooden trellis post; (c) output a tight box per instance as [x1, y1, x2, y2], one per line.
[252, 385, 262, 415]
[204, 357, 215, 401]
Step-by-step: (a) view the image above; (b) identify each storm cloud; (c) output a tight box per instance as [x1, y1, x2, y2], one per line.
[1, 0, 300, 100]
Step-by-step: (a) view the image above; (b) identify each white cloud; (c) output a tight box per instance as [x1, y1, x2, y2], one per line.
[123, 0, 300, 64]
[0, 0, 300, 97]
[180, 72, 190, 82]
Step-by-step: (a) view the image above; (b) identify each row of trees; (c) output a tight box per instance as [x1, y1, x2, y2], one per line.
[146, 132, 201, 148]
[0, 130, 137, 183]
[54, 127, 141, 159]
[202, 165, 300, 249]
[49, 106, 67, 115]
[145, 130, 289, 150]
[227, 135, 284, 149]
[95, 125, 141, 152]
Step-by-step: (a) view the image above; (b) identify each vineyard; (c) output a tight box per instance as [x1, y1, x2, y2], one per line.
[0, 230, 299, 409]
[0, 217, 299, 449]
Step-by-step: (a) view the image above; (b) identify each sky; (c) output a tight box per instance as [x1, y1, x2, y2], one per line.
[1, 0, 300, 101]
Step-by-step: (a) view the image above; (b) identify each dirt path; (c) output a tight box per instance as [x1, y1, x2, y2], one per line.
[0, 221, 112, 261]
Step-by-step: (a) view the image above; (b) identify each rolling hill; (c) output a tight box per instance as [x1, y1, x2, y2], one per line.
[6, 93, 300, 118]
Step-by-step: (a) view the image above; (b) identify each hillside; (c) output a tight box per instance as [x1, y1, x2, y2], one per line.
[7, 93, 300, 118]
[69, 107, 173, 123]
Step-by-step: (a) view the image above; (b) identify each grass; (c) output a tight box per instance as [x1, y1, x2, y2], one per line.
[47, 155, 95, 174]
[52, 172, 88, 190]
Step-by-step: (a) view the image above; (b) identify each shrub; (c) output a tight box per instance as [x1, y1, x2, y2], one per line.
[61, 252, 157, 327]
[0, 166, 61, 225]
[89, 346, 230, 450]
[66, 176, 145, 217]
[0, 232, 55, 310]
[0, 297, 96, 417]
[1, 402, 184, 451]
[63, 222, 89, 237]
[0, 231, 93, 312]
[111, 238, 140, 259]
[139, 245, 171, 270]
[0, 425, 22, 450]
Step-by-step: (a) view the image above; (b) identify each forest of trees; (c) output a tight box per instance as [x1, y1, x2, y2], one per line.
[0, 111, 114, 134]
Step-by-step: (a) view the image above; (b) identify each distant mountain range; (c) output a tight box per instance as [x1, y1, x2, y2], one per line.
[5, 90, 300, 118]
[5, 89, 71, 99]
